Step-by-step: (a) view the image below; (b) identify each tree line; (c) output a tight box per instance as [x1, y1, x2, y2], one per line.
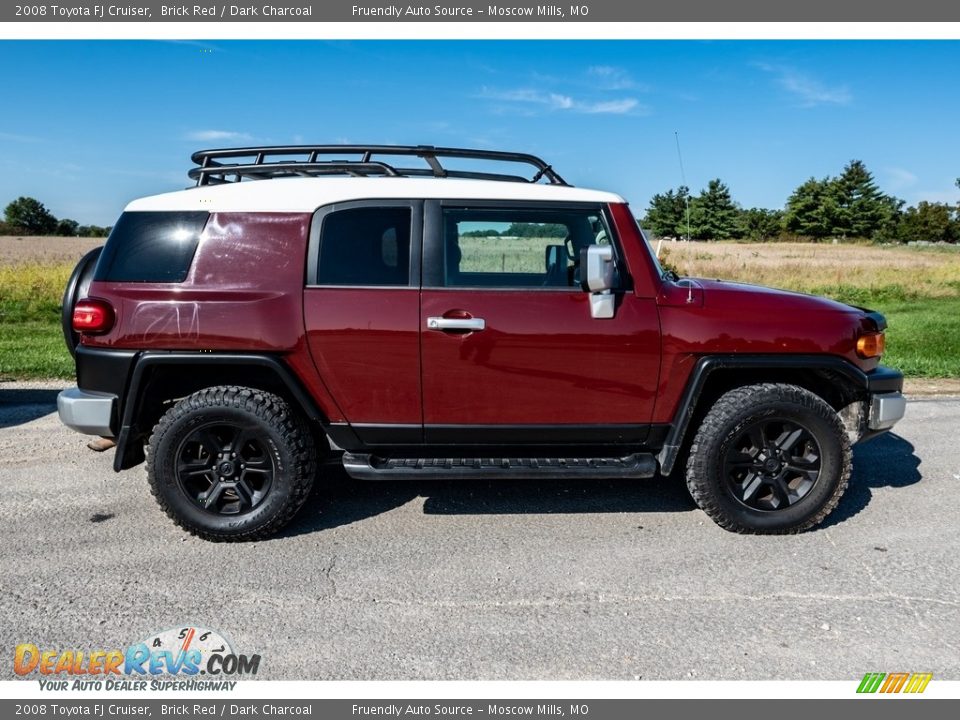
[1, 196, 111, 238]
[461, 223, 568, 238]
[643, 160, 960, 243]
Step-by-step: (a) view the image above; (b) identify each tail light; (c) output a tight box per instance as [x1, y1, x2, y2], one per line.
[72, 298, 114, 335]
[856, 331, 885, 359]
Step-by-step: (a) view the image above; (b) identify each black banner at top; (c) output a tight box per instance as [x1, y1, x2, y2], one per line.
[3, 0, 960, 22]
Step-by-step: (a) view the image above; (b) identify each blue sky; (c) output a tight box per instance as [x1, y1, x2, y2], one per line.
[0, 40, 957, 224]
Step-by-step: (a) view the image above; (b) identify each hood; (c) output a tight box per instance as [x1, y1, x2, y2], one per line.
[656, 277, 881, 367]
[661, 277, 860, 315]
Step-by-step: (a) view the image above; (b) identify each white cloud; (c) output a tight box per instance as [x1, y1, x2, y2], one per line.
[479, 87, 642, 115]
[184, 130, 253, 142]
[884, 167, 919, 190]
[487, 88, 551, 105]
[548, 93, 575, 110]
[587, 65, 640, 90]
[756, 63, 852, 107]
[581, 98, 639, 115]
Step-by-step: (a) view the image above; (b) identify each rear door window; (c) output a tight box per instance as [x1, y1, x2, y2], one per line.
[315, 206, 412, 286]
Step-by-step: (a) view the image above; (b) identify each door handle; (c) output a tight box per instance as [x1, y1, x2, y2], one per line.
[427, 317, 486, 332]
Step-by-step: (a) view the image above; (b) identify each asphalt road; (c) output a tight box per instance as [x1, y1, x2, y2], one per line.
[1, 382, 958, 681]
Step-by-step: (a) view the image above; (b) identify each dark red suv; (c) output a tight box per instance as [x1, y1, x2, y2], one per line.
[57, 145, 905, 540]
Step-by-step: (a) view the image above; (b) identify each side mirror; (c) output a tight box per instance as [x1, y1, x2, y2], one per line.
[579, 245, 616, 319]
[580, 244, 615, 291]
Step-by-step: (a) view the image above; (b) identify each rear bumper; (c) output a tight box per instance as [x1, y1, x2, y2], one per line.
[57, 387, 116, 437]
[867, 391, 906, 431]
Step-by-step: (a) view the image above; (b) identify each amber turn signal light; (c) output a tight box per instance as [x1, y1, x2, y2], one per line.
[856, 332, 885, 359]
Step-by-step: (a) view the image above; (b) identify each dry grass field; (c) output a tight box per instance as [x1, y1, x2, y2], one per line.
[659, 240, 960, 302]
[0, 235, 104, 265]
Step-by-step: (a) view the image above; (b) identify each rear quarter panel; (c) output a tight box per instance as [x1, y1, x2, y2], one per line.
[83, 212, 310, 351]
[81, 211, 348, 423]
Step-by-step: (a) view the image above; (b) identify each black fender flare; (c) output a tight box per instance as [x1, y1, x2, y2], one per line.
[112, 351, 342, 471]
[657, 354, 903, 476]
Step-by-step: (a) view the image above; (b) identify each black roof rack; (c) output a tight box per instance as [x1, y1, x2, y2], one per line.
[188, 144, 569, 187]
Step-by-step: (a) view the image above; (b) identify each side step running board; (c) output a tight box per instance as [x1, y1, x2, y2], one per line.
[342, 453, 658, 481]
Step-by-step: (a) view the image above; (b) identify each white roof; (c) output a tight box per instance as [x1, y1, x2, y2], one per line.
[124, 176, 624, 213]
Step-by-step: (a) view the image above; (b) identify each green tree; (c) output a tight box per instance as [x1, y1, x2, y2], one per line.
[783, 177, 836, 238]
[644, 186, 690, 239]
[956, 178, 960, 228]
[688, 179, 739, 240]
[738, 207, 784, 241]
[77, 225, 111, 238]
[830, 160, 895, 238]
[504, 222, 566, 238]
[55, 218, 80, 237]
[896, 202, 957, 243]
[461, 229, 500, 238]
[873, 195, 905, 243]
[4, 196, 57, 235]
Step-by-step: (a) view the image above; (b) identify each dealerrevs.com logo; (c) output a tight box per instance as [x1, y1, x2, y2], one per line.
[14, 626, 260, 691]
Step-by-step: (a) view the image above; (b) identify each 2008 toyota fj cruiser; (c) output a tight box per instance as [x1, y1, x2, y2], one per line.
[57, 145, 905, 540]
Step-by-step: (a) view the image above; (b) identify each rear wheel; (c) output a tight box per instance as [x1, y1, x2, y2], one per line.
[147, 386, 317, 541]
[685, 383, 850, 534]
[61, 246, 103, 357]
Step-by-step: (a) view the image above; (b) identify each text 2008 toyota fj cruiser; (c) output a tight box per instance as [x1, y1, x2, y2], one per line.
[58, 145, 906, 540]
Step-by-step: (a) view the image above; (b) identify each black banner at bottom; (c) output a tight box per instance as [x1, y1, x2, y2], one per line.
[1, 699, 957, 720]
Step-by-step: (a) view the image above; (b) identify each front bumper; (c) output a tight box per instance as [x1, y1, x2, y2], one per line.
[867, 391, 907, 431]
[57, 387, 117, 437]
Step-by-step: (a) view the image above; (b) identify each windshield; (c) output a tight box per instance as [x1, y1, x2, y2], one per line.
[633, 216, 670, 278]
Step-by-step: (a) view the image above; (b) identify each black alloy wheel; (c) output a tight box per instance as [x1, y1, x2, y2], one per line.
[175, 421, 275, 515]
[722, 418, 822, 512]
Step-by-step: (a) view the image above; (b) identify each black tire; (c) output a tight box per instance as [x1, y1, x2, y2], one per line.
[147, 386, 317, 541]
[685, 383, 851, 534]
[61, 246, 103, 358]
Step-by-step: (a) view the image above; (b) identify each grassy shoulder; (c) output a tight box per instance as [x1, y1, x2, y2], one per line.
[875, 297, 960, 377]
[0, 322, 73, 379]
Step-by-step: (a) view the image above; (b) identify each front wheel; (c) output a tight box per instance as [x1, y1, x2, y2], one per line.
[147, 386, 317, 541]
[685, 383, 851, 534]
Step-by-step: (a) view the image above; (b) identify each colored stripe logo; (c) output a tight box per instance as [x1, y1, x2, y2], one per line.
[857, 672, 932, 694]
